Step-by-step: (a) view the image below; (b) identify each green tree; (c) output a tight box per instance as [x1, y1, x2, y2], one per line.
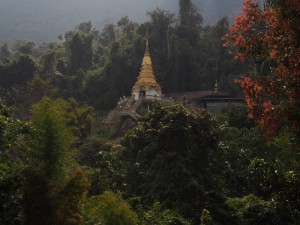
[0, 55, 36, 90]
[179, 0, 202, 28]
[247, 155, 300, 223]
[16, 41, 35, 55]
[0, 43, 11, 63]
[218, 127, 274, 196]
[145, 8, 176, 92]
[41, 51, 57, 75]
[23, 97, 88, 225]
[76, 21, 92, 34]
[23, 97, 71, 224]
[100, 23, 116, 46]
[16, 75, 54, 119]
[122, 102, 221, 221]
[83, 191, 139, 225]
[174, 0, 203, 91]
[80, 67, 111, 110]
[29, 97, 71, 179]
[0, 102, 29, 225]
[141, 202, 191, 225]
[226, 194, 276, 225]
[65, 98, 96, 138]
[219, 126, 300, 223]
[117, 16, 138, 41]
[68, 33, 93, 74]
[59, 168, 89, 225]
[75, 137, 124, 195]
[200, 209, 213, 225]
[196, 17, 247, 92]
[217, 105, 254, 129]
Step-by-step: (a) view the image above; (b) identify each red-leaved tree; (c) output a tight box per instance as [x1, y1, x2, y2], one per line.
[223, 0, 300, 138]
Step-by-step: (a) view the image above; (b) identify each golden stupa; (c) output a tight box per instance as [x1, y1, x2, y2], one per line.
[132, 40, 162, 100]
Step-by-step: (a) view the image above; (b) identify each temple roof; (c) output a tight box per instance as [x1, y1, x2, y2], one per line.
[132, 40, 161, 91]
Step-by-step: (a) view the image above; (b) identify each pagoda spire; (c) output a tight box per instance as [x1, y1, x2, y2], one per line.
[213, 80, 220, 95]
[132, 40, 162, 101]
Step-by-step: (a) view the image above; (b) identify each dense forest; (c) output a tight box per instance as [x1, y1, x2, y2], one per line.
[0, 0, 299, 225]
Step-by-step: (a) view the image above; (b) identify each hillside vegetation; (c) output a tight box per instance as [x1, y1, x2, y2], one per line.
[0, 0, 299, 224]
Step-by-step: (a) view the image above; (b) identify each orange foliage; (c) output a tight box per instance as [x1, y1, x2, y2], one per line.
[223, 0, 300, 138]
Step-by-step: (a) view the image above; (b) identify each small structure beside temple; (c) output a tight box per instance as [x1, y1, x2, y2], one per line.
[165, 80, 244, 114]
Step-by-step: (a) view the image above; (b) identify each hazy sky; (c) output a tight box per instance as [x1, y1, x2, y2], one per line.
[0, 0, 251, 43]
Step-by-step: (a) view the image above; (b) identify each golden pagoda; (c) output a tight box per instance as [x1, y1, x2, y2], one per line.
[132, 40, 162, 101]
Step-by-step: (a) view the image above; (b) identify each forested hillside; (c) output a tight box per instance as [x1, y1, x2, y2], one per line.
[0, 0, 299, 225]
[0, 2, 249, 114]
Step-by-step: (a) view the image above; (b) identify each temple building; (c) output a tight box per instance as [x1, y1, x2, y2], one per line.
[101, 39, 162, 127]
[101, 39, 244, 133]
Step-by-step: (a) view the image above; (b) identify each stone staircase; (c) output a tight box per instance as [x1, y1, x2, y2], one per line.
[101, 97, 143, 124]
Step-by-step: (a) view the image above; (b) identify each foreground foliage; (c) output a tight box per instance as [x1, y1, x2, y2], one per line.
[0, 102, 29, 225]
[83, 191, 139, 225]
[23, 97, 89, 225]
[121, 102, 235, 223]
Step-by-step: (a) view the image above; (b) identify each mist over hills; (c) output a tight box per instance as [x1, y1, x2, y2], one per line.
[0, 0, 246, 43]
